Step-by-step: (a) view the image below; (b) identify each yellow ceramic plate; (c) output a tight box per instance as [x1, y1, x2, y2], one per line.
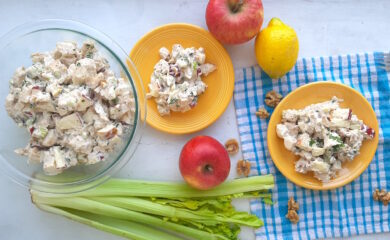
[267, 82, 379, 190]
[129, 23, 234, 134]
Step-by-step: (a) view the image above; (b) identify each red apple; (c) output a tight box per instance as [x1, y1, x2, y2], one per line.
[206, 0, 264, 45]
[179, 136, 230, 190]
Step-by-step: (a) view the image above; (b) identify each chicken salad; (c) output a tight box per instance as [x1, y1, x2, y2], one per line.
[147, 44, 216, 116]
[276, 96, 375, 182]
[5, 40, 136, 175]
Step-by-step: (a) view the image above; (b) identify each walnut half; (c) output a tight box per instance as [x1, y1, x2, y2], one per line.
[373, 189, 390, 206]
[256, 107, 269, 119]
[265, 90, 283, 107]
[225, 139, 239, 155]
[286, 197, 299, 223]
[287, 197, 299, 211]
[236, 159, 251, 177]
[286, 210, 299, 224]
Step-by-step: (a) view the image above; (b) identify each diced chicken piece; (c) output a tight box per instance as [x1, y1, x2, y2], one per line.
[81, 40, 97, 58]
[57, 91, 78, 114]
[171, 44, 183, 59]
[82, 107, 98, 124]
[332, 108, 350, 120]
[63, 134, 94, 155]
[296, 133, 311, 151]
[77, 94, 94, 112]
[46, 59, 68, 82]
[159, 47, 170, 60]
[311, 159, 330, 174]
[109, 104, 130, 120]
[276, 124, 289, 139]
[41, 148, 65, 175]
[282, 109, 299, 123]
[87, 147, 106, 165]
[329, 119, 350, 128]
[283, 136, 297, 151]
[27, 147, 41, 164]
[312, 147, 325, 157]
[31, 52, 46, 63]
[18, 87, 32, 103]
[35, 102, 56, 112]
[68, 58, 97, 85]
[194, 48, 206, 64]
[115, 78, 132, 96]
[53, 41, 79, 66]
[200, 63, 216, 76]
[176, 58, 188, 68]
[87, 72, 104, 89]
[5, 94, 15, 114]
[30, 89, 51, 103]
[26, 63, 43, 79]
[99, 77, 117, 100]
[154, 59, 170, 74]
[56, 113, 83, 130]
[10, 67, 26, 87]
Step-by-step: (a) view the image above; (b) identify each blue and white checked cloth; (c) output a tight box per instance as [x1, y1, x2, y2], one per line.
[233, 53, 390, 240]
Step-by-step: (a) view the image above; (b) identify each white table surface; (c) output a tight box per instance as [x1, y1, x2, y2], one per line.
[0, 0, 389, 239]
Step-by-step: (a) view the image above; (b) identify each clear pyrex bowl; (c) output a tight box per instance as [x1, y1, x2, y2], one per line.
[0, 19, 145, 193]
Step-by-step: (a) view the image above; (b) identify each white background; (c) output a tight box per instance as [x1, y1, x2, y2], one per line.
[0, 0, 389, 239]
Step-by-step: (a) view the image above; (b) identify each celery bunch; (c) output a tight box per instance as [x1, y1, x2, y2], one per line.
[31, 174, 274, 240]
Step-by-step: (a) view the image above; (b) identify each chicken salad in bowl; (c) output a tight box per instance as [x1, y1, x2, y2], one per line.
[0, 19, 144, 193]
[6, 40, 136, 175]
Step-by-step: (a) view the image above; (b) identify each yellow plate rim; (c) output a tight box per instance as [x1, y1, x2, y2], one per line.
[267, 81, 379, 190]
[129, 23, 235, 134]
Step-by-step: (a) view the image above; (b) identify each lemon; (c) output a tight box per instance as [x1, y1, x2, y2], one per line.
[255, 18, 299, 79]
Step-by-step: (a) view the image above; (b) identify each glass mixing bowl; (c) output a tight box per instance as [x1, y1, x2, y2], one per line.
[0, 19, 145, 193]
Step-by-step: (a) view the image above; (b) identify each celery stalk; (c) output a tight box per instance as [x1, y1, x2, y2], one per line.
[31, 175, 274, 240]
[36, 204, 183, 240]
[63, 174, 274, 199]
[90, 196, 263, 227]
[32, 195, 228, 240]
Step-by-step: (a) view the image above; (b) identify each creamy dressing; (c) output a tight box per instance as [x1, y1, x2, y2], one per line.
[276, 96, 375, 182]
[146, 44, 216, 116]
[5, 40, 135, 175]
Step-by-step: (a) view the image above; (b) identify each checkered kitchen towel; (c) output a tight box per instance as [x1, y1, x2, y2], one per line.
[233, 53, 390, 240]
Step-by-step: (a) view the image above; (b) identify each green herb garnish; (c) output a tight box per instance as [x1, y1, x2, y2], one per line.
[329, 134, 343, 144]
[168, 98, 178, 105]
[332, 143, 344, 152]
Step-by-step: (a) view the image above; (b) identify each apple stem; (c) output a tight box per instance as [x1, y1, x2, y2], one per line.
[230, 0, 244, 13]
[204, 164, 214, 173]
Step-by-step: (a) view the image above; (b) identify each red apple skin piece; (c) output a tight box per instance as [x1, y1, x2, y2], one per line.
[179, 136, 231, 190]
[206, 0, 264, 44]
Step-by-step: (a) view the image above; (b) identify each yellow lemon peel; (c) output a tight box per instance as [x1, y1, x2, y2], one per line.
[255, 18, 299, 79]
